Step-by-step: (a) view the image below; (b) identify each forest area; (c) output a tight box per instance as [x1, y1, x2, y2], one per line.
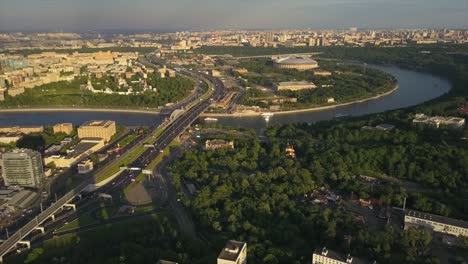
[169, 120, 468, 263]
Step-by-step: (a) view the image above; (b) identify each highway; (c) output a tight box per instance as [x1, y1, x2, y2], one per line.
[0, 68, 225, 262]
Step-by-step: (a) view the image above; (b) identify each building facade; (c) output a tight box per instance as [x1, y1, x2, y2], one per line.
[312, 247, 366, 264]
[77, 120, 116, 142]
[205, 140, 235, 150]
[404, 210, 468, 237]
[412, 113, 465, 128]
[0, 126, 44, 134]
[77, 159, 94, 174]
[44, 138, 105, 168]
[217, 240, 247, 264]
[273, 81, 317, 92]
[53, 123, 73, 135]
[314, 69, 332, 76]
[1, 149, 44, 188]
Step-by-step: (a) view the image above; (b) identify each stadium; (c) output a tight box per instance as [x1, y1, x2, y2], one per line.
[273, 57, 319, 71]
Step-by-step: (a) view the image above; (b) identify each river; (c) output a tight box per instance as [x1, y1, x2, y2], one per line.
[0, 65, 451, 131]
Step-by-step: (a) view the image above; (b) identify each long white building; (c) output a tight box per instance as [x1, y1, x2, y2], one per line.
[404, 210, 468, 237]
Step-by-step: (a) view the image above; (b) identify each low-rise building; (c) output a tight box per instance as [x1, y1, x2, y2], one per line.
[217, 240, 247, 264]
[375, 124, 395, 131]
[273, 81, 317, 92]
[313, 69, 332, 76]
[404, 210, 468, 237]
[0, 87, 6, 101]
[44, 138, 105, 168]
[312, 247, 367, 264]
[77, 120, 116, 142]
[232, 68, 248, 74]
[7, 87, 25, 97]
[205, 139, 235, 150]
[213, 92, 236, 109]
[77, 159, 94, 174]
[157, 66, 176, 78]
[0, 133, 22, 144]
[412, 113, 465, 128]
[0, 125, 43, 134]
[157, 261, 178, 264]
[6, 190, 39, 211]
[210, 69, 222, 77]
[53, 123, 73, 135]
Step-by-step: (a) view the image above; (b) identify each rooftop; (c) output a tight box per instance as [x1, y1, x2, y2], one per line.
[80, 120, 115, 127]
[218, 240, 246, 261]
[405, 210, 468, 229]
[313, 247, 367, 264]
[3, 148, 38, 156]
[275, 57, 318, 65]
[276, 81, 316, 86]
[7, 190, 39, 209]
[157, 261, 178, 264]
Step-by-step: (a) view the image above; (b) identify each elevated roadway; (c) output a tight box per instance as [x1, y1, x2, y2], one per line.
[0, 69, 225, 262]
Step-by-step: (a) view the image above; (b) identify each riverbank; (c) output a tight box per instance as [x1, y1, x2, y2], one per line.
[0, 84, 399, 117]
[202, 84, 399, 117]
[0, 65, 451, 128]
[0, 107, 161, 115]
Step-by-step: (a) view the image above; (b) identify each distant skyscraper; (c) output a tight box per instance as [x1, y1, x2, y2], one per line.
[266, 32, 274, 43]
[1, 149, 44, 188]
[308, 38, 316, 47]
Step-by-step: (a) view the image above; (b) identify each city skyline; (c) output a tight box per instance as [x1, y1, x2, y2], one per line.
[0, 0, 467, 32]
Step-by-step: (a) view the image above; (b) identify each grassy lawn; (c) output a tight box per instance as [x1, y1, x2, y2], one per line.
[152, 125, 168, 139]
[96, 206, 119, 220]
[36, 87, 81, 95]
[95, 144, 146, 183]
[56, 213, 97, 232]
[53, 212, 167, 241]
[135, 204, 157, 213]
[117, 134, 137, 147]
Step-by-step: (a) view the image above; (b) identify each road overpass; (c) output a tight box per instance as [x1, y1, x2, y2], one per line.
[0, 69, 225, 263]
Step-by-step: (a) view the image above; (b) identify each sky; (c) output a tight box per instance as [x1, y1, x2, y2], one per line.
[0, 0, 467, 32]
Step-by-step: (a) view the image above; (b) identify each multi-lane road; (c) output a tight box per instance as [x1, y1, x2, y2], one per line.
[0, 68, 225, 262]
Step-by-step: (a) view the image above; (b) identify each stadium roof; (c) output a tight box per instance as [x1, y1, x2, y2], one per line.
[275, 57, 318, 65]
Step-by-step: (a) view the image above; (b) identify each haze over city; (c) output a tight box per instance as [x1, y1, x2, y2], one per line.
[0, 0, 468, 32]
[0, 0, 467, 263]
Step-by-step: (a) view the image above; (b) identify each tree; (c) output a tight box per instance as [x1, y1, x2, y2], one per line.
[401, 227, 432, 262]
[17, 135, 46, 151]
[46, 162, 57, 171]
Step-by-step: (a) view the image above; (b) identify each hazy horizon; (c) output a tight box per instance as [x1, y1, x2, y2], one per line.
[0, 0, 467, 32]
